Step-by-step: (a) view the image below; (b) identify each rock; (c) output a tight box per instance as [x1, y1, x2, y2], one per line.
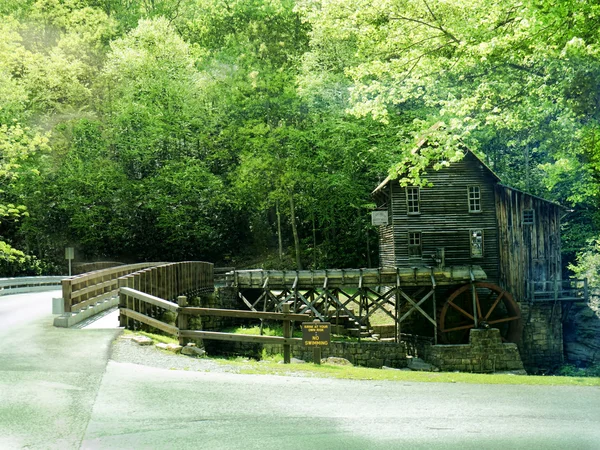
[291, 358, 306, 364]
[155, 342, 183, 353]
[181, 344, 206, 357]
[495, 369, 528, 376]
[322, 357, 353, 366]
[407, 356, 438, 372]
[382, 366, 410, 371]
[132, 335, 153, 346]
[564, 300, 600, 365]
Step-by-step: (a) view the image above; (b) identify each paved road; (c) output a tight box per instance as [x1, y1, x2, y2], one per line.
[1, 291, 600, 449]
[0, 291, 120, 449]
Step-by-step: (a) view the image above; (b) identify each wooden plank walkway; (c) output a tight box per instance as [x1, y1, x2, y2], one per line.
[228, 266, 487, 289]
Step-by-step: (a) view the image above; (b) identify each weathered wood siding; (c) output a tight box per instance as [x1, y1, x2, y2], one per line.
[387, 152, 500, 283]
[495, 185, 562, 302]
[378, 223, 396, 267]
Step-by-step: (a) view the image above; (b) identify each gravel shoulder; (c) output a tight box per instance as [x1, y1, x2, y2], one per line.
[110, 335, 243, 373]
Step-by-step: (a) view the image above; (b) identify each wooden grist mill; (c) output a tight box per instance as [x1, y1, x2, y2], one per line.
[226, 142, 587, 370]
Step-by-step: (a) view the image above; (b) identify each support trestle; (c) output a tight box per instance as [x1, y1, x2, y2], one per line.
[236, 271, 439, 342]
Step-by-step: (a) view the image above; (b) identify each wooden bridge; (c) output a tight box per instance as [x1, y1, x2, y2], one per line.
[53, 261, 589, 346]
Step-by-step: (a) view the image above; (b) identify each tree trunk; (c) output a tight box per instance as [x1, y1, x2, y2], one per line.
[276, 199, 283, 261]
[289, 192, 302, 270]
[312, 212, 317, 269]
[366, 227, 372, 268]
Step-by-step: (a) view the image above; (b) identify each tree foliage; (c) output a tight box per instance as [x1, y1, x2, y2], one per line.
[0, 0, 598, 273]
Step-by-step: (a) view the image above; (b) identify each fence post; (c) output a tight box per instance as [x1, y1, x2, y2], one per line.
[283, 302, 291, 364]
[178, 296, 188, 346]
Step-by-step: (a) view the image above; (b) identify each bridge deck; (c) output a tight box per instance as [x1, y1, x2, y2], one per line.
[228, 266, 486, 290]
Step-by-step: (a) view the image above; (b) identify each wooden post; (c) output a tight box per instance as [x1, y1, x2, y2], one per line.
[313, 347, 321, 365]
[62, 279, 72, 314]
[313, 319, 321, 365]
[178, 296, 188, 346]
[118, 277, 127, 328]
[283, 302, 291, 364]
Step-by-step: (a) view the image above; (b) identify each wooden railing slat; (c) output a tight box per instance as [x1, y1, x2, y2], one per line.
[120, 287, 179, 312]
[181, 307, 311, 322]
[178, 330, 302, 345]
[121, 308, 178, 335]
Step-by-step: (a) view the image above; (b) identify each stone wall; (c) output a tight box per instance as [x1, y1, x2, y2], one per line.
[269, 341, 407, 368]
[423, 329, 525, 373]
[518, 302, 564, 372]
[200, 287, 242, 331]
[203, 339, 407, 369]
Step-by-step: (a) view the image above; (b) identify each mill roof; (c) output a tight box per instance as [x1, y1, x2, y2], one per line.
[372, 129, 565, 210]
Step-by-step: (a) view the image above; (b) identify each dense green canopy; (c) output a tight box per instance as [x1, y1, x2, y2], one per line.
[0, 0, 599, 275]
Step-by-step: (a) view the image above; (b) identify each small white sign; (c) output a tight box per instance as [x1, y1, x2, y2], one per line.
[371, 210, 389, 226]
[65, 247, 74, 260]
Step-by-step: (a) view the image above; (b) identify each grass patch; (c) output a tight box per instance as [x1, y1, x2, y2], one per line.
[214, 357, 600, 386]
[123, 329, 178, 345]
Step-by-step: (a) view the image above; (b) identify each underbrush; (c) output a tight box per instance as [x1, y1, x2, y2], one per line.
[556, 364, 600, 378]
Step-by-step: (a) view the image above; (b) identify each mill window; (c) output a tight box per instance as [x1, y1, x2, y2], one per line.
[523, 209, 534, 225]
[468, 186, 481, 213]
[470, 229, 483, 258]
[406, 187, 420, 214]
[408, 232, 422, 257]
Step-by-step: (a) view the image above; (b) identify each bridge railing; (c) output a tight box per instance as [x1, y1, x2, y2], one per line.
[62, 262, 167, 313]
[72, 261, 124, 275]
[527, 279, 588, 302]
[117, 261, 214, 302]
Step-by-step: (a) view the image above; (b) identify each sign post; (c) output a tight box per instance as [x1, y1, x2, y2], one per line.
[65, 247, 74, 276]
[302, 320, 330, 365]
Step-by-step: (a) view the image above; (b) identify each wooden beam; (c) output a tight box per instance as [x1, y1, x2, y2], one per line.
[180, 307, 311, 322]
[120, 287, 179, 312]
[179, 330, 302, 345]
[120, 308, 178, 335]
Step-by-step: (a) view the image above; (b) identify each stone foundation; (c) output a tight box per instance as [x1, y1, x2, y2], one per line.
[200, 287, 242, 331]
[518, 302, 564, 372]
[423, 328, 525, 373]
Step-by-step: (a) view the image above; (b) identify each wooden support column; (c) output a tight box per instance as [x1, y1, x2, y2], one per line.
[178, 296, 188, 346]
[283, 302, 292, 364]
[118, 277, 127, 328]
[62, 279, 72, 314]
[431, 269, 437, 345]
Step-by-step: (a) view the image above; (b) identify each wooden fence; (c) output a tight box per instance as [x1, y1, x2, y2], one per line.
[62, 262, 167, 313]
[119, 285, 311, 363]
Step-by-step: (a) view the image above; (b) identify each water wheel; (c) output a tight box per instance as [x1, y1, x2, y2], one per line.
[439, 282, 522, 344]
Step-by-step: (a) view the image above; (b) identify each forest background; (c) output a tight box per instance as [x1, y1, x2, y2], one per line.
[1, 0, 600, 280]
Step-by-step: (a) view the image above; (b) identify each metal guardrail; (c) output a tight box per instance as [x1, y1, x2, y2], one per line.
[0, 276, 65, 296]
